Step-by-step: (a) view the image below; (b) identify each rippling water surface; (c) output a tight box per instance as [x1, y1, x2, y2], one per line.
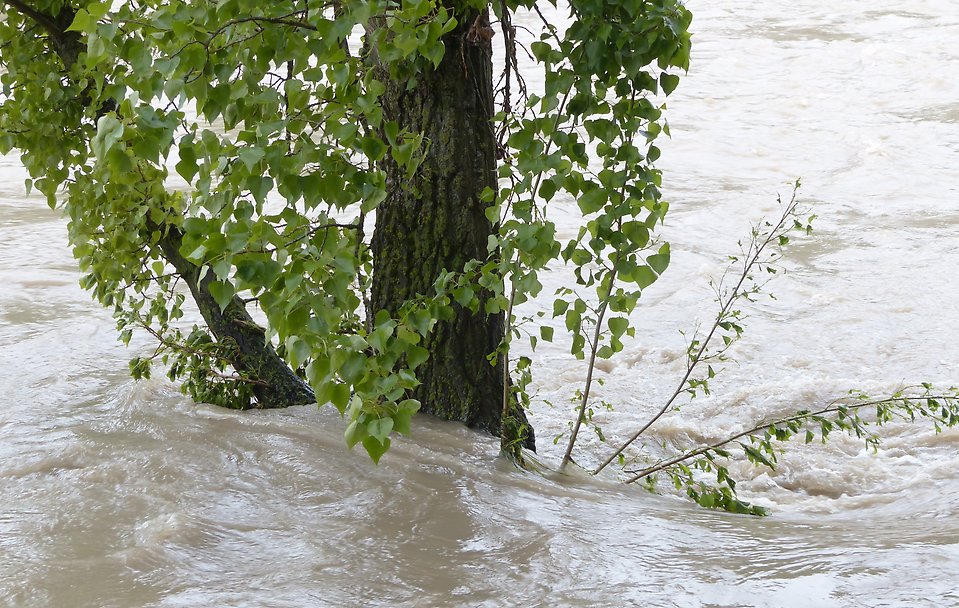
[2, 1, 959, 606]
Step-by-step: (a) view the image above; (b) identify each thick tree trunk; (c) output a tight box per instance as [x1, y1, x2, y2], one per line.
[371, 8, 535, 450]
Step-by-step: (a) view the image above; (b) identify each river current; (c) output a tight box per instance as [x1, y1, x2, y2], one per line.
[2, 1, 958, 606]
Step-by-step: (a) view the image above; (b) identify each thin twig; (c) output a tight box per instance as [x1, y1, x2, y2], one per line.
[561, 245, 620, 470]
[595, 189, 802, 475]
[500, 278, 518, 453]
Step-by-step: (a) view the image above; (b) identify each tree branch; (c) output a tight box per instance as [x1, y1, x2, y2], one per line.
[594, 188, 803, 475]
[2, 0, 81, 67]
[2, 0, 60, 34]
[623, 392, 958, 483]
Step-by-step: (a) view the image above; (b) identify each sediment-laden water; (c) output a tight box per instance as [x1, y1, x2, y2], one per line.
[2, 1, 958, 606]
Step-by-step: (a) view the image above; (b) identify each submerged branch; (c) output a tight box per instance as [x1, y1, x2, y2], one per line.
[624, 391, 959, 484]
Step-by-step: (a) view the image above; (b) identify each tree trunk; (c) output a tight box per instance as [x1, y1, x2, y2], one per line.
[370, 8, 535, 451]
[155, 224, 316, 409]
[9, 1, 315, 410]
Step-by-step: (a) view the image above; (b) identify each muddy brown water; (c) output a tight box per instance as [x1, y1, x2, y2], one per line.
[2, 1, 959, 606]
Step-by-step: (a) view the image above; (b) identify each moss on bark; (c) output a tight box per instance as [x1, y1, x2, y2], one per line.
[371, 8, 535, 451]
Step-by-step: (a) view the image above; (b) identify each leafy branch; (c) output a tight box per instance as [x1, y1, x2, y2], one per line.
[126, 314, 262, 409]
[624, 387, 959, 515]
[595, 181, 812, 475]
[560, 263, 617, 470]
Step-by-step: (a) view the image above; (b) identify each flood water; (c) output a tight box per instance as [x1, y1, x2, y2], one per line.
[2, 1, 959, 606]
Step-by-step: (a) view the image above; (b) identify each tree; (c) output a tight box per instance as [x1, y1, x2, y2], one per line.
[0, 0, 691, 463]
[6, 2, 958, 518]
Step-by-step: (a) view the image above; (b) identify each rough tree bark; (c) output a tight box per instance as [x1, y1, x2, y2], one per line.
[370, 7, 536, 450]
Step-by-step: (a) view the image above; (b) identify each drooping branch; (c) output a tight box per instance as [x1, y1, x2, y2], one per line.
[152, 221, 315, 407]
[6, 0, 315, 408]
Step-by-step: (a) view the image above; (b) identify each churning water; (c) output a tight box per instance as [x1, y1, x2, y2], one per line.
[2, 1, 958, 606]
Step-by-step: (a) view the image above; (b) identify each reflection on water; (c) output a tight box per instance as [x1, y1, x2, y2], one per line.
[2, 0, 959, 606]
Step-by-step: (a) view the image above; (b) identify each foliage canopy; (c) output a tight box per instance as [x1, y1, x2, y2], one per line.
[0, 0, 691, 460]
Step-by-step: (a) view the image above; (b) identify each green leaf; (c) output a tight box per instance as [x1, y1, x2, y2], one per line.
[539, 178, 557, 202]
[407, 345, 429, 369]
[208, 280, 235, 312]
[176, 144, 199, 183]
[398, 399, 420, 414]
[322, 382, 352, 413]
[393, 409, 414, 435]
[339, 352, 367, 384]
[660, 73, 681, 96]
[608, 317, 629, 337]
[408, 309, 433, 335]
[648, 244, 670, 274]
[287, 336, 311, 369]
[363, 435, 391, 464]
[631, 265, 658, 289]
[577, 188, 607, 214]
[622, 221, 650, 248]
[423, 40, 446, 69]
[743, 445, 776, 469]
[453, 285, 475, 308]
[91, 115, 124, 160]
[367, 417, 394, 443]
[66, 9, 92, 32]
[345, 419, 367, 449]
[248, 176, 272, 204]
[360, 136, 387, 161]
[238, 147, 265, 171]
